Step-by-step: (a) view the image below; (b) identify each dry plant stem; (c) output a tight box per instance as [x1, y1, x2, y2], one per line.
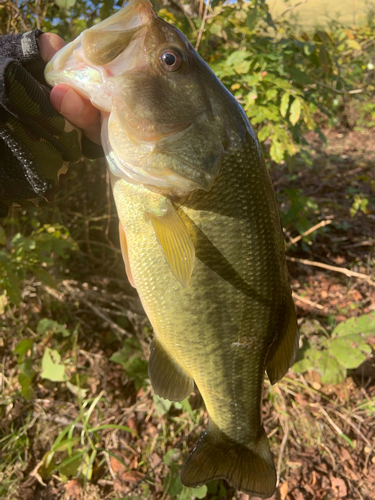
[292, 291, 326, 311]
[195, 0, 210, 50]
[332, 409, 372, 447]
[61, 281, 131, 339]
[279, 0, 309, 18]
[286, 256, 375, 286]
[319, 442, 336, 470]
[277, 413, 289, 486]
[287, 219, 332, 246]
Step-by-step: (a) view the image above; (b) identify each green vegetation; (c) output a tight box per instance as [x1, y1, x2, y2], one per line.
[0, 1, 374, 499]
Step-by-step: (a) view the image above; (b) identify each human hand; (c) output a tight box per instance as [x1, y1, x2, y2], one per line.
[39, 33, 101, 145]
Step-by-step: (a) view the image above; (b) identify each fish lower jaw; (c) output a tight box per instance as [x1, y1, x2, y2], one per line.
[106, 150, 200, 196]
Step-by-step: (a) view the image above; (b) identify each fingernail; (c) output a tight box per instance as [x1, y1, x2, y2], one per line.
[50, 84, 83, 118]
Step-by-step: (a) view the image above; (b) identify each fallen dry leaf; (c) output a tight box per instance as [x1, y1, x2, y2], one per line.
[119, 470, 145, 483]
[65, 479, 83, 499]
[110, 451, 129, 474]
[279, 480, 288, 500]
[330, 476, 348, 498]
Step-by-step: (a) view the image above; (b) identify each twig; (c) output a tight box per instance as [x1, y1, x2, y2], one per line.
[319, 442, 336, 470]
[320, 407, 346, 438]
[311, 78, 364, 95]
[279, 0, 309, 18]
[292, 291, 326, 311]
[286, 256, 375, 286]
[61, 280, 131, 339]
[195, 0, 211, 50]
[277, 415, 289, 486]
[287, 219, 332, 246]
[332, 410, 372, 447]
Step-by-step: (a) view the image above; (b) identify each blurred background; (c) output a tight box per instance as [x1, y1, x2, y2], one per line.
[0, 1, 374, 499]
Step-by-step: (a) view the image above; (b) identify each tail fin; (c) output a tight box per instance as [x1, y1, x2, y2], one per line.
[181, 424, 276, 498]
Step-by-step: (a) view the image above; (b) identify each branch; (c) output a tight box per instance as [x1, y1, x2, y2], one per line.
[287, 219, 333, 247]
[278, 0, 309, 18]
[195, 0, 211, 50]
[292, 291, 327, 311]
[286, 256, 375, 286]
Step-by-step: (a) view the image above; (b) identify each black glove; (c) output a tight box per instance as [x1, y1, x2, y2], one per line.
[0, 30, 103, 217]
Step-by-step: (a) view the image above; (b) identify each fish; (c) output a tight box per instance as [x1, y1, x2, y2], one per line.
[45, 0, 299, 496]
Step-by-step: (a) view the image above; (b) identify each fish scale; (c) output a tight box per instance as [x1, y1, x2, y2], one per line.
[45, 0, 298, 496]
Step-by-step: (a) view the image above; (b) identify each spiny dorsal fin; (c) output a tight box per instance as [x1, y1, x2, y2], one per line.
[148, 200, 195, 288]
[118, 222, 136, 288]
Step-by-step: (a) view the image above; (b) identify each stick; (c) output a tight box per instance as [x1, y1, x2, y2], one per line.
[286, 256, 375, 286]
[279, 0, 309, 18]
[61, 281, 131, 339]
[292, 291, 326, 311]
[195, 0, 211, 50]
[288, 219, 332, 246]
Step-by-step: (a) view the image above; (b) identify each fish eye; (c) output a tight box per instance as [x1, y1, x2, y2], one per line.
[160, 48, 183, 72]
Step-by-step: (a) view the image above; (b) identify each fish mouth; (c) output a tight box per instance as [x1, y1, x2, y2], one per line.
[45, 0, 155, 109]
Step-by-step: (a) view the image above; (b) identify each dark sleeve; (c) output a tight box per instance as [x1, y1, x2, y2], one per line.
[0, 30, 103, 217]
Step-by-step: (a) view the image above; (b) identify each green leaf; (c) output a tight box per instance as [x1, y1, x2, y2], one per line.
[66, 381, 88, 398]
[153, 394, 173, 416]
[346, 39, 361, 51]
[37, 318, 70, 337]
[19, 372, 35, 399]
[225, 51, 248, 67]
[331, 335, 371, 369]
[318, 352, 346, 385]
[257, 125, 271, 142]
[15, 339, 34, 362]
[246, 9, 257, 30]
[280, 92, 290, 118]
[270, 140, 285, 163]
[41, 347, 68, 382]
[110, 339, 149, 389]
[289, 98, 301, 125]
[287, 67, 313, 85]
[54, 0, 77, 9]
[332, 312, 375, 338]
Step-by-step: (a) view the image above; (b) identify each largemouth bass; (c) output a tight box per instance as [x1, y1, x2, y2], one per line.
[45, 1, 298, 496]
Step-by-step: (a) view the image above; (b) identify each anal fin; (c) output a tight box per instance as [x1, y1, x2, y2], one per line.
[119, 222, 136, 288]
[266, 292, 299, 384]
[148, 199, 195, 288]
[148, 338, 194, 402]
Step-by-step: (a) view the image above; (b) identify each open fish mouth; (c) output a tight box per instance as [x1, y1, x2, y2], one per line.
[45, 0, 155, 112]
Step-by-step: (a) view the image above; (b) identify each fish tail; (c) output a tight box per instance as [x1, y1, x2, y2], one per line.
[181, 423, 276, 498]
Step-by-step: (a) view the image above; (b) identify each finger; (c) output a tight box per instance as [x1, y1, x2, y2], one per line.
[50, 84, 101, 145]
[38, 33, 66, 63]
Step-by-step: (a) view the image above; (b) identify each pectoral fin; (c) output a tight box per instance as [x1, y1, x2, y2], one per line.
[149, 200, 195, 288]
[266, 293, 299, 384]
[118, 222, 136, 288]
[149, 338, 194, 401]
